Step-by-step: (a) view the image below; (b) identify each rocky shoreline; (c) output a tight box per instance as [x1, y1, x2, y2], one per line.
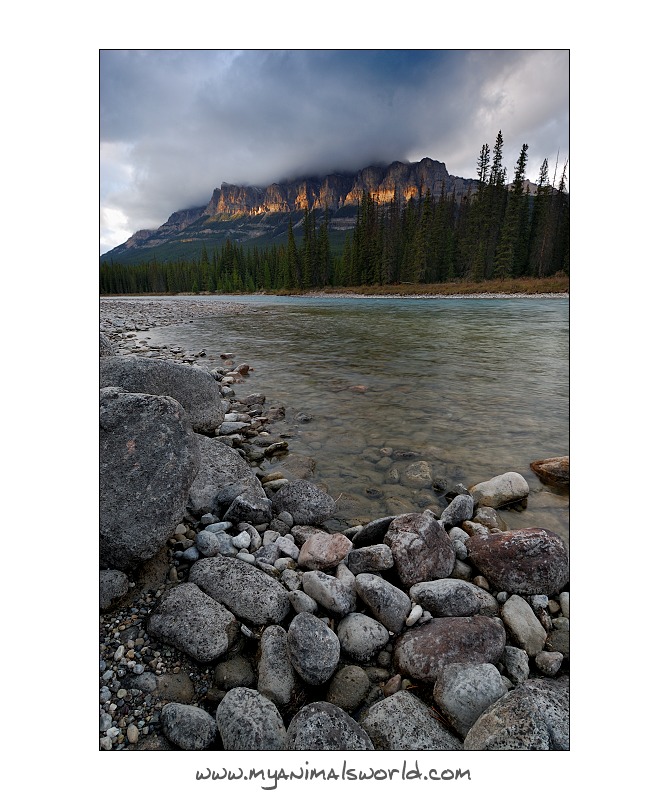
[99, 297, 569, 752]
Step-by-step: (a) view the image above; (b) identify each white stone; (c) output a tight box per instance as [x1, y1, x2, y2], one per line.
[405, 605, 423, 626]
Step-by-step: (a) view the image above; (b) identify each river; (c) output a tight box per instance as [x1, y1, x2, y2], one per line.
[140, 295, 569, 543]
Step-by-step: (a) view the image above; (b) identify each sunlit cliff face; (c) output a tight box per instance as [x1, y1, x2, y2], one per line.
[203, 158, 477, 219]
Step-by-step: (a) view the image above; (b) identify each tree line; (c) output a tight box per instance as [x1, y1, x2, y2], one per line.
[100, 131, 569, 294]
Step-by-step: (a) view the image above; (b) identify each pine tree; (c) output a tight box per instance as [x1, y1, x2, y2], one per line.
[286, 218, 299, 288]
[494, 143, 529, 279]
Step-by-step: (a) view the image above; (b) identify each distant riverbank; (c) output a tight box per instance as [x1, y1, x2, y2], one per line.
[100, 275, 569, 301]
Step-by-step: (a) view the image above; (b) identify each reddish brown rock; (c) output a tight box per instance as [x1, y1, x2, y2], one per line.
[530, 456, 569, 488]
[393, 616, 506, 683]
[297, 532, 352, 571]
[383, 512, 456, 588]
[466, 528, 569, 596]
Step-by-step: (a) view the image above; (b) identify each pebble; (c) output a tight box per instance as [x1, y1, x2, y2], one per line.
[181, 546, 200, 561]
[126, 724, 140, 744]
[405, 605, 423, 627]
[232, 531, 251, 549]
[377, 651, 392, 668]
[263, 530, 280, 545]
[236, 552, 256, 564]
[205, 521, 233, 533]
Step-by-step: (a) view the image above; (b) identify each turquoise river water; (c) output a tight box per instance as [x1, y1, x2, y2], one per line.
[141, 295, 569, 543]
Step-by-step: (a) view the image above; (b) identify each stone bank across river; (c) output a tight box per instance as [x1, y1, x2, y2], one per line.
[99, 297, 569, 752]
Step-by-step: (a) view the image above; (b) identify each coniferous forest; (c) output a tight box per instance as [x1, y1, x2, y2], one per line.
[100, 134, 569, 295]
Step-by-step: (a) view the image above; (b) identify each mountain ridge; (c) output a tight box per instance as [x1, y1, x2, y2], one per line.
[102, 157, 484, 264]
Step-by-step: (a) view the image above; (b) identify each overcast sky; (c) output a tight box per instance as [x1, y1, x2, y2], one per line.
[100, 49, 569, 255]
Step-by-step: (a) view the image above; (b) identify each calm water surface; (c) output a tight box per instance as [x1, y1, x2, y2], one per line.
[144, 296, 569, 542]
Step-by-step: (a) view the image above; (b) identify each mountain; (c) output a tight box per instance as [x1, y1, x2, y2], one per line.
[102, 157, 482, 265]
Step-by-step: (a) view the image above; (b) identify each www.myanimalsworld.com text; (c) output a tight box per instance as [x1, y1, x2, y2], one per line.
[195, 759, 471, 790]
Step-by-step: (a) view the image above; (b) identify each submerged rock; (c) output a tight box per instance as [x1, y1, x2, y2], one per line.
[530, 456, 569, 488]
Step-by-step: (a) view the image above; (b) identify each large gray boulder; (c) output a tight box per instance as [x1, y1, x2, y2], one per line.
[189, 556, 291, 626]
[160, 703, 217, 750]
[337, 613, 389, 662]
[464, 678, 569, 750]
[287, 613, 340, 685]
[99, 333, 115, 358]
[384, 512, 456, 587]
[466, 528, 569, 596]
[354, 573, 412, 634]
[99, 387, 200, 571]
[272, 480, 336, 525]
[99, 355, 227, 434]
[409, 578, 482, 617]
[147, 582, 237, 662]
[301, 570, 356, 617]
[286, 702, 374, 751]
[188, 434, 268, 518]
[360, 691, 462, 750]
[257, 626, 296, 708]
[216, 688, 287, 750]
[433, 663, 509, 737]
[346, 544, 394, 575]
[393, 616, 506, 682]
[99, 569, 129, 610]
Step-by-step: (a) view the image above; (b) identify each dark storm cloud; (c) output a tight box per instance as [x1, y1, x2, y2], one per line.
[100, 49, 569, 253]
